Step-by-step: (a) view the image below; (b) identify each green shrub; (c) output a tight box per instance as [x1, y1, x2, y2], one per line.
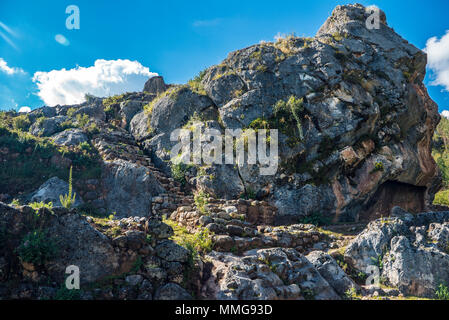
[29, 201, 53, 213]
[75, 113, 89, 128]
[16, 230, 58, 265]
[436, 283, 449, 300]
[299, 212, 331, 227]
[170, 161, 193, 186]
[59, 166, 77, 209]
[372, 162, 384, 173]
[434, 190, 449, 207]
[54, 286, 81, 300]
[194, 191, 209, 215]
[12, 115, 31, 132]
[188, 69, 207, 96]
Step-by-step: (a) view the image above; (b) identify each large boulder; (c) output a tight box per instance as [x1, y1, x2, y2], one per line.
[143, 76, 168, 95]
[345, 209, 449, 298]
[30, 177, 83, 208]
[51, 129, 88, 147]
[203, 248, 340, 300]
[158, 3, 440, 223]
[119, 100, 143, 130]
[29, 116, 69, 137]
[102, 160, 165, 218]
[0, 202, 120, 284]
[306, 251, 357, 296]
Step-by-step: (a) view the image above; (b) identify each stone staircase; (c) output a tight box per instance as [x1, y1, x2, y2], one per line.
[92, 130, 193, 217]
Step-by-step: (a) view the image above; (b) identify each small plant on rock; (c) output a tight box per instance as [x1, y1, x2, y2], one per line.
[16, 230, 58, 266]
[194, 190, 210, 215]
[436, 283, 449, 300]
[59, 166, 76, 209]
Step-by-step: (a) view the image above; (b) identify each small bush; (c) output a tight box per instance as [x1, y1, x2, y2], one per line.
[436, 283, 449, 300]
[54, 286, 81, 300]
[194, 191, 209, 215]
[16, 230, 58, 265]
[29, 201, 53, 213]
[299, 212, 331, 227]
[170, 161, 193, 186]
[12, 115, 31, 132]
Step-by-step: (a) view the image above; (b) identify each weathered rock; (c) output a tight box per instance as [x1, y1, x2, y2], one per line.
[30, 177, 83, 208]
[203, 248, 340, 300]
[120, 100, 143, 130]
[306, 251, 357, 296]
[345, 209, 449, 298]
[29, 116, 69, 137]
[143, 76, 168, 95]
[102, 160, 165, 218]
[155, 240, 190, 263]
[154, 282, 192, 300]
[51, 129, 88, 147]
[0, 203, 120, 284]
[130, 111, 151, 141]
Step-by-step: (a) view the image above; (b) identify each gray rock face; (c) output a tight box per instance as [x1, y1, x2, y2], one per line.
[345, 209, 449, 298]
[51, 129, 88, 147]
[155, 240, 190, 263]
[129, 111, 151, 141]
[143, 76, 168, 95]
[154, 283, 192, 300]
[119, 100, 143, 130]
[0, 203, 120, 284]
[30, 177, 83, 208]
[102, 160, 165, 218]
[29, 116, 69, 137]
[306, 251, 357, 296]
[143, 3, 439, 223]
[203, 248, 340, 300]
[71, 103, 106, 122]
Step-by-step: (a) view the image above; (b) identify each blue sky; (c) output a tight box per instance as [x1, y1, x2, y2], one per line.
[1, 0, 449, 111]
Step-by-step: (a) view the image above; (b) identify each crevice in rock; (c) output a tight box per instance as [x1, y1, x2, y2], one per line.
[361, 180, 426, 221]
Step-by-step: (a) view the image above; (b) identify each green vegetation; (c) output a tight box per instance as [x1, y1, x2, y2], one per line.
[248, 95, 304, 148]
[12, 114, 31, 131]
[29, 201, 53, 214]
[54, 286, 82, 300]
[16, 230, 58, 265]
[59, 166, 77, 209]
[299, 212, 331, 227]
[436, 283, 449, 300]
[194, 190, 210, 215]
[371, 161, 384, 173]
[102, 93, 126, 108]
[433, 116, 449, 205]
[170, 161, 194, 186]
[188, 69, 207, 96]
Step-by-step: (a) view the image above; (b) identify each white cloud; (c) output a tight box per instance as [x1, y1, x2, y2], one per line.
[18, 106, 31, 113]
[0, 57, 24, 75]
[425, 31, 449, 90]
[55, 34, 70, 46]
[442, 110, 449, 119]
[32, 59, 158, 106]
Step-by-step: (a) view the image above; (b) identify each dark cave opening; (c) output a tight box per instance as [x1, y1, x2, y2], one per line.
[360, 180, 427, 221]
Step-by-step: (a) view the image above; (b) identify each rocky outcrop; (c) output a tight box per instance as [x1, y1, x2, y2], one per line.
[102, 160, 165, 218]
[143, 76, 168, 95]
[30, 177, 83, 208]
[51, 129, 88, 147]
[0, 202, 197, 300]
[139, 4, 440, 223]
[203, 248, 341, 300]
[345, 207, 449, 298]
